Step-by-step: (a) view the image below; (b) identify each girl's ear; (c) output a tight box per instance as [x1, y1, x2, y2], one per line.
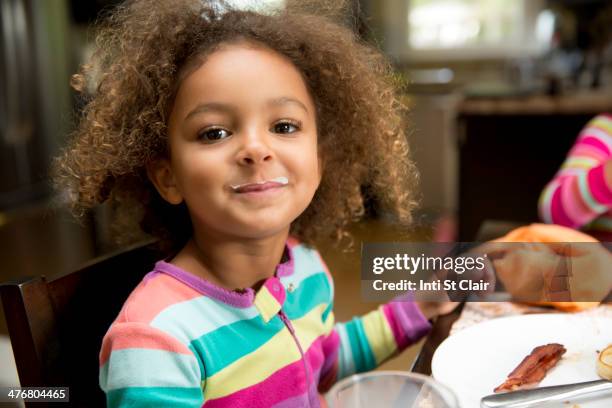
[146, 159, 184, 205]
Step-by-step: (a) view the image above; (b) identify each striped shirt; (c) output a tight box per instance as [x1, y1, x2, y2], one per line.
[539, 114, 612, 241]
[99, 238, 431, 407]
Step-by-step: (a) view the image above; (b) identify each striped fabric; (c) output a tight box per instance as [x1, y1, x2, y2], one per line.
[99, 239, 431, 407]
[539, 114, 612, 241]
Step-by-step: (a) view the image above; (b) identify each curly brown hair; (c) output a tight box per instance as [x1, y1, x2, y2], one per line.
[53, 0, 419, 252]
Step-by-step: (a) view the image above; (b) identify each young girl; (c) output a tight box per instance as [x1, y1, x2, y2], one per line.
[54, 0, 456, 406]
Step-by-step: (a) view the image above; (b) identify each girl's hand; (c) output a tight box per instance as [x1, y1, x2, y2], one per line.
[546, 242, 612, 302]
[416, 300, 460, 320]
[485, 242, 612, 302]
[482, 242, 557, 300]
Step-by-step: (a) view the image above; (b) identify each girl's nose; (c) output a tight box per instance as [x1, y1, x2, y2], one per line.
[236, 133, 273, 166]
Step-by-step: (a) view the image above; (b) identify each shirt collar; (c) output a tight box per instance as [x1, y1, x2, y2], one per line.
[152, 239, 295, 310]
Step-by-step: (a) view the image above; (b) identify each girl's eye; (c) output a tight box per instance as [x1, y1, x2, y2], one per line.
[272, 121, 300, 134]
[198, 128, 231, 142]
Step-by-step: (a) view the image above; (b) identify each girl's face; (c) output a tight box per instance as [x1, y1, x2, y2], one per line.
[149, 43, 321, 240]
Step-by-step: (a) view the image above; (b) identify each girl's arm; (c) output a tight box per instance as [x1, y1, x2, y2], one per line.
[539, 114, 612, 228]
[100, 322, 204, 407]
[318, 297, 432, 392]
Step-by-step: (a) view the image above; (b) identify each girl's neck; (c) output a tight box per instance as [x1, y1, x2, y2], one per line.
[170, 228, 290, 291]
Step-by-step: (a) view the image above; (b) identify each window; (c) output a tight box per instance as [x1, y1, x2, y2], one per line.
[405, 0, 546, 59]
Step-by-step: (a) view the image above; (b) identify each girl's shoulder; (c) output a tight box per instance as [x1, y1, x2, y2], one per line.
[287, 239, 328, 274]
[286, 238, 334, 298]
[114, 264, 203, 325]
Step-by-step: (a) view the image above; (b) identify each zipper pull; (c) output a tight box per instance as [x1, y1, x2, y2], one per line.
[278, 310, 295, 335]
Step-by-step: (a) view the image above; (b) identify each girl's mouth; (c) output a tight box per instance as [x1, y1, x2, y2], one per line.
[230, 176, 289, 193]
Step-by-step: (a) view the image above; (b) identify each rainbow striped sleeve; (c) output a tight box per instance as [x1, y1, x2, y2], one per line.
[539, 114, 612, 230]
[99, 322, 204, 407]
[99, 273, 207, 407]
[317, 266, 431, 390]
[331, 302, 430, 380]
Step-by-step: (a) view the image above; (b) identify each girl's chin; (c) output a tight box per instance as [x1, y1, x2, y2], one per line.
[197, 205, 307, 239]
[231, 223, 292, 240]
[205, 215, 293, 240]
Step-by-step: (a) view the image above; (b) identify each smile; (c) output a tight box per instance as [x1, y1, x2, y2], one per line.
[230, 176, 289, 193]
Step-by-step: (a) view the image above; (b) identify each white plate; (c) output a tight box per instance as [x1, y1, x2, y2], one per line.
[431, 314, 612, 408]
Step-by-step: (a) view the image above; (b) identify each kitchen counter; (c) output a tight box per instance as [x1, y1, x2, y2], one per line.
[458, 90, 612, 115]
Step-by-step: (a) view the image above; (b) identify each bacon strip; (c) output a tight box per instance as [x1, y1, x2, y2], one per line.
[494, 343, 566, 393]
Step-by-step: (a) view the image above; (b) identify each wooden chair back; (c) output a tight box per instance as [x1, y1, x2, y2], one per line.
[0, 240, 163, 407]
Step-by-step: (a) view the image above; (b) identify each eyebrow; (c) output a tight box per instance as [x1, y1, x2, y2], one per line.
[184, 97, 309, 121]
[184, 102, 235, 121]
[267, 97, 309, 113]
